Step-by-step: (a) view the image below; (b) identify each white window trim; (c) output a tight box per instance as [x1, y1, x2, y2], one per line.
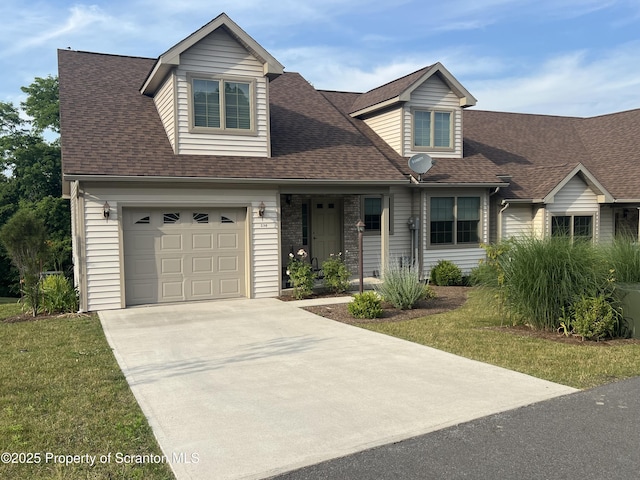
[411, 107, 455, 152]
[187, 73, 257, 135]
[427, 195, 481, 248]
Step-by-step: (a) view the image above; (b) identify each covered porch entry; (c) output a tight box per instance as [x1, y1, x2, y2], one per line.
[279, 190, 392, 286]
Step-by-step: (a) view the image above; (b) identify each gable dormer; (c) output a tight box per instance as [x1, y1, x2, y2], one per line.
[141, 13, 284, 157]
[350, 63, 476, 159]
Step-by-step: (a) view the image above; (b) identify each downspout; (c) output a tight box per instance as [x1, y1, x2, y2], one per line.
[498, 201, 510, 243]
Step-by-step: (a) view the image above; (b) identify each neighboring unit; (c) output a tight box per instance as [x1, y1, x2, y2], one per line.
[58, 13, 640, 311]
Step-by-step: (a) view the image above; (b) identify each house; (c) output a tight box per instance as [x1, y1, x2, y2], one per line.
[58, 13, 640, 312]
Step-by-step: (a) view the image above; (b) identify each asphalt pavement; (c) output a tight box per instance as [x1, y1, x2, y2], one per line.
[271, 376, 640, 480]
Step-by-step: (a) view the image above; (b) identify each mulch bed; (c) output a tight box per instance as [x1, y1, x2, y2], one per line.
[299, 286, 469, 325]
[286, 286, 640, 346]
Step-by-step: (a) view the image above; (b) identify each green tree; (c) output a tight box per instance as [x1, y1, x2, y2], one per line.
[0, 76, 66, 297]
[0, 209, 48, 316]
[20, 75, 59, 133]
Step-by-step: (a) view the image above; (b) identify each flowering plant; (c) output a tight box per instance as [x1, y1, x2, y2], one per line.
[287, 249, 315, 299]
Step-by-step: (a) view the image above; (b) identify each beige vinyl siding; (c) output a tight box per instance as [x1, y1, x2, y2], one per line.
[502, 205, 533, 239]
[548, 176, 600, 240]
[362, 236, 382, 278]
[404, 76, 463, 158]
[533, 206, 546, 237]
[79, 185, 279, 310]
[154, 74, 176, 152]
[83, 193, 122, 311]
[599, 206, 614, 243]
[363, 106, 403, 155]
[175, 28, 269, 156]
[389, 187, 413, 262]
[424, 248, 486, 276]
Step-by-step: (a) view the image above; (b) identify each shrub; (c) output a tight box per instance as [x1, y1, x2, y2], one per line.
[430, 260, 462, 286]
[321, 253, 351, 294]
[570, 295, 622, 341]
[0, 209, 48, 316]
[348, 291, 383, 319]
[41, 274, 78, 314]
[287, 249, 316, 299]
[498, 236, 610, 331]
[376, 260, 435, 310]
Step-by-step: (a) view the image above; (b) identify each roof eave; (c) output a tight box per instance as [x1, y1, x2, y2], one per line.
[140, 13, 284, 96]
[64, 174, 409, 185]
[410, 182, 510, 188]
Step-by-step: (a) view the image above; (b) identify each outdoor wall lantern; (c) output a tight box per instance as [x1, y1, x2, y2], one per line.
[258, 201, 266, 217]
[103, 201, 110, 219]
[356, 220, 365, 293]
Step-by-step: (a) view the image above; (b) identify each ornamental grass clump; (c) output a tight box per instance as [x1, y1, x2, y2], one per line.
[287, 249, 316, 299]
[376, 259, 435, 310]
[321, 253, 351, 294]
[603, 235, 640, 283]
[497, 236, 610, 331]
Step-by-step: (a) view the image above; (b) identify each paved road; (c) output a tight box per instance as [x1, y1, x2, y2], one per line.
[272, 376, 640, 480]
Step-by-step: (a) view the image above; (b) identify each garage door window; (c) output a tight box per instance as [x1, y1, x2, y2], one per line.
[134, 214, 150, 224]
[193, 213, 209, 224]
[163, 213, 180, 224]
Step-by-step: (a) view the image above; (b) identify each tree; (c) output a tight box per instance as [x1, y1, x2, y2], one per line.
[0, 76, 66, 297]
[20, 75, 59, 134]
[0, 209, 48, 316]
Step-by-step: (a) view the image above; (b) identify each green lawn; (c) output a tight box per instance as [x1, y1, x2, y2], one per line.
[0, 306, 174, 480]
[358, 289, 640, 390]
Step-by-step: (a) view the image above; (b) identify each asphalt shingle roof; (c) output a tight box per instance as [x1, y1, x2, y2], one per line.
[59, 48, 640, 201]
[58, 50, 407, 183]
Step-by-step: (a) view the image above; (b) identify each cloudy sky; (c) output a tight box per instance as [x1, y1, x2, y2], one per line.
[1, 0, 640, 118]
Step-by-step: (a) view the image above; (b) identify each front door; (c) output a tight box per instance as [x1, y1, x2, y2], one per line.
[311, 198, 341, 265]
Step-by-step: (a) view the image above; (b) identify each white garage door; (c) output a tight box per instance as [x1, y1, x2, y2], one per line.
[123, 208, 246, 306]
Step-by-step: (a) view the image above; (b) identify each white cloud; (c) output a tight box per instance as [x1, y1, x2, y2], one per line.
[467, 43, 640, 116]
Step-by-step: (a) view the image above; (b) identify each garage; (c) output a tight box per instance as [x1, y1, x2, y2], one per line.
[123, 208, 247, 306]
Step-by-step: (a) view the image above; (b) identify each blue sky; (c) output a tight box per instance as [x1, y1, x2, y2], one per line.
[2, 0, 640, 118]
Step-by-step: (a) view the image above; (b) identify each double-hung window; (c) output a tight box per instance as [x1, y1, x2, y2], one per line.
[413, 109, 453, 149]
[191, 76, 254, 132]
[430, 196, 480, 245]
[362, 196, 394, 234]
[551, 215, 593, 241]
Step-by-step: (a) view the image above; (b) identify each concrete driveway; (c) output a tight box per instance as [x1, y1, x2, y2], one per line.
[99, 298, 576, 480]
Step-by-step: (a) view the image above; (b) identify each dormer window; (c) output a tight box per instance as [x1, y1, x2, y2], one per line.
[189, 75, 255, 133]
[412, 109, 453, 150]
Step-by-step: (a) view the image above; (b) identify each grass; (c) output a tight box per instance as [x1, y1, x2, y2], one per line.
[0, 305, 175, 480]
[358, 289, 640, 390]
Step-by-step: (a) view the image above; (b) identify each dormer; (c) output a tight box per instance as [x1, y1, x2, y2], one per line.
[141, 13, 284, 157]
[350, 63, 476, 159]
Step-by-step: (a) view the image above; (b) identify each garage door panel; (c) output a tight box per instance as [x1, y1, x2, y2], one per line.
[128, 257, 156, 276]
[191, 280, 213, 297]
[219, 278, 241, 295]
[124, 207, 246, 306]
[218, 256, 239, 272]
[161, 234, 182, 250]
[161, 281, 184, 299]
[218, 233, 238, 249]
[192, 256, 214, 273]
[161, 257, 183, 275]
[192, 234, 213, 250]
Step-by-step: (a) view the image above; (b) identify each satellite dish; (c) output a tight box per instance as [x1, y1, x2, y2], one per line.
[408, 153, 435, 177]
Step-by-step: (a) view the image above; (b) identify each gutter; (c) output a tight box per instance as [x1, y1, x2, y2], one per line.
[63, 174, 409, 186]
[409, 182, 510, 188]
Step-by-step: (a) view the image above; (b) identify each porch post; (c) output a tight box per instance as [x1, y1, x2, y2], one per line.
[381, 194, 390, 277]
